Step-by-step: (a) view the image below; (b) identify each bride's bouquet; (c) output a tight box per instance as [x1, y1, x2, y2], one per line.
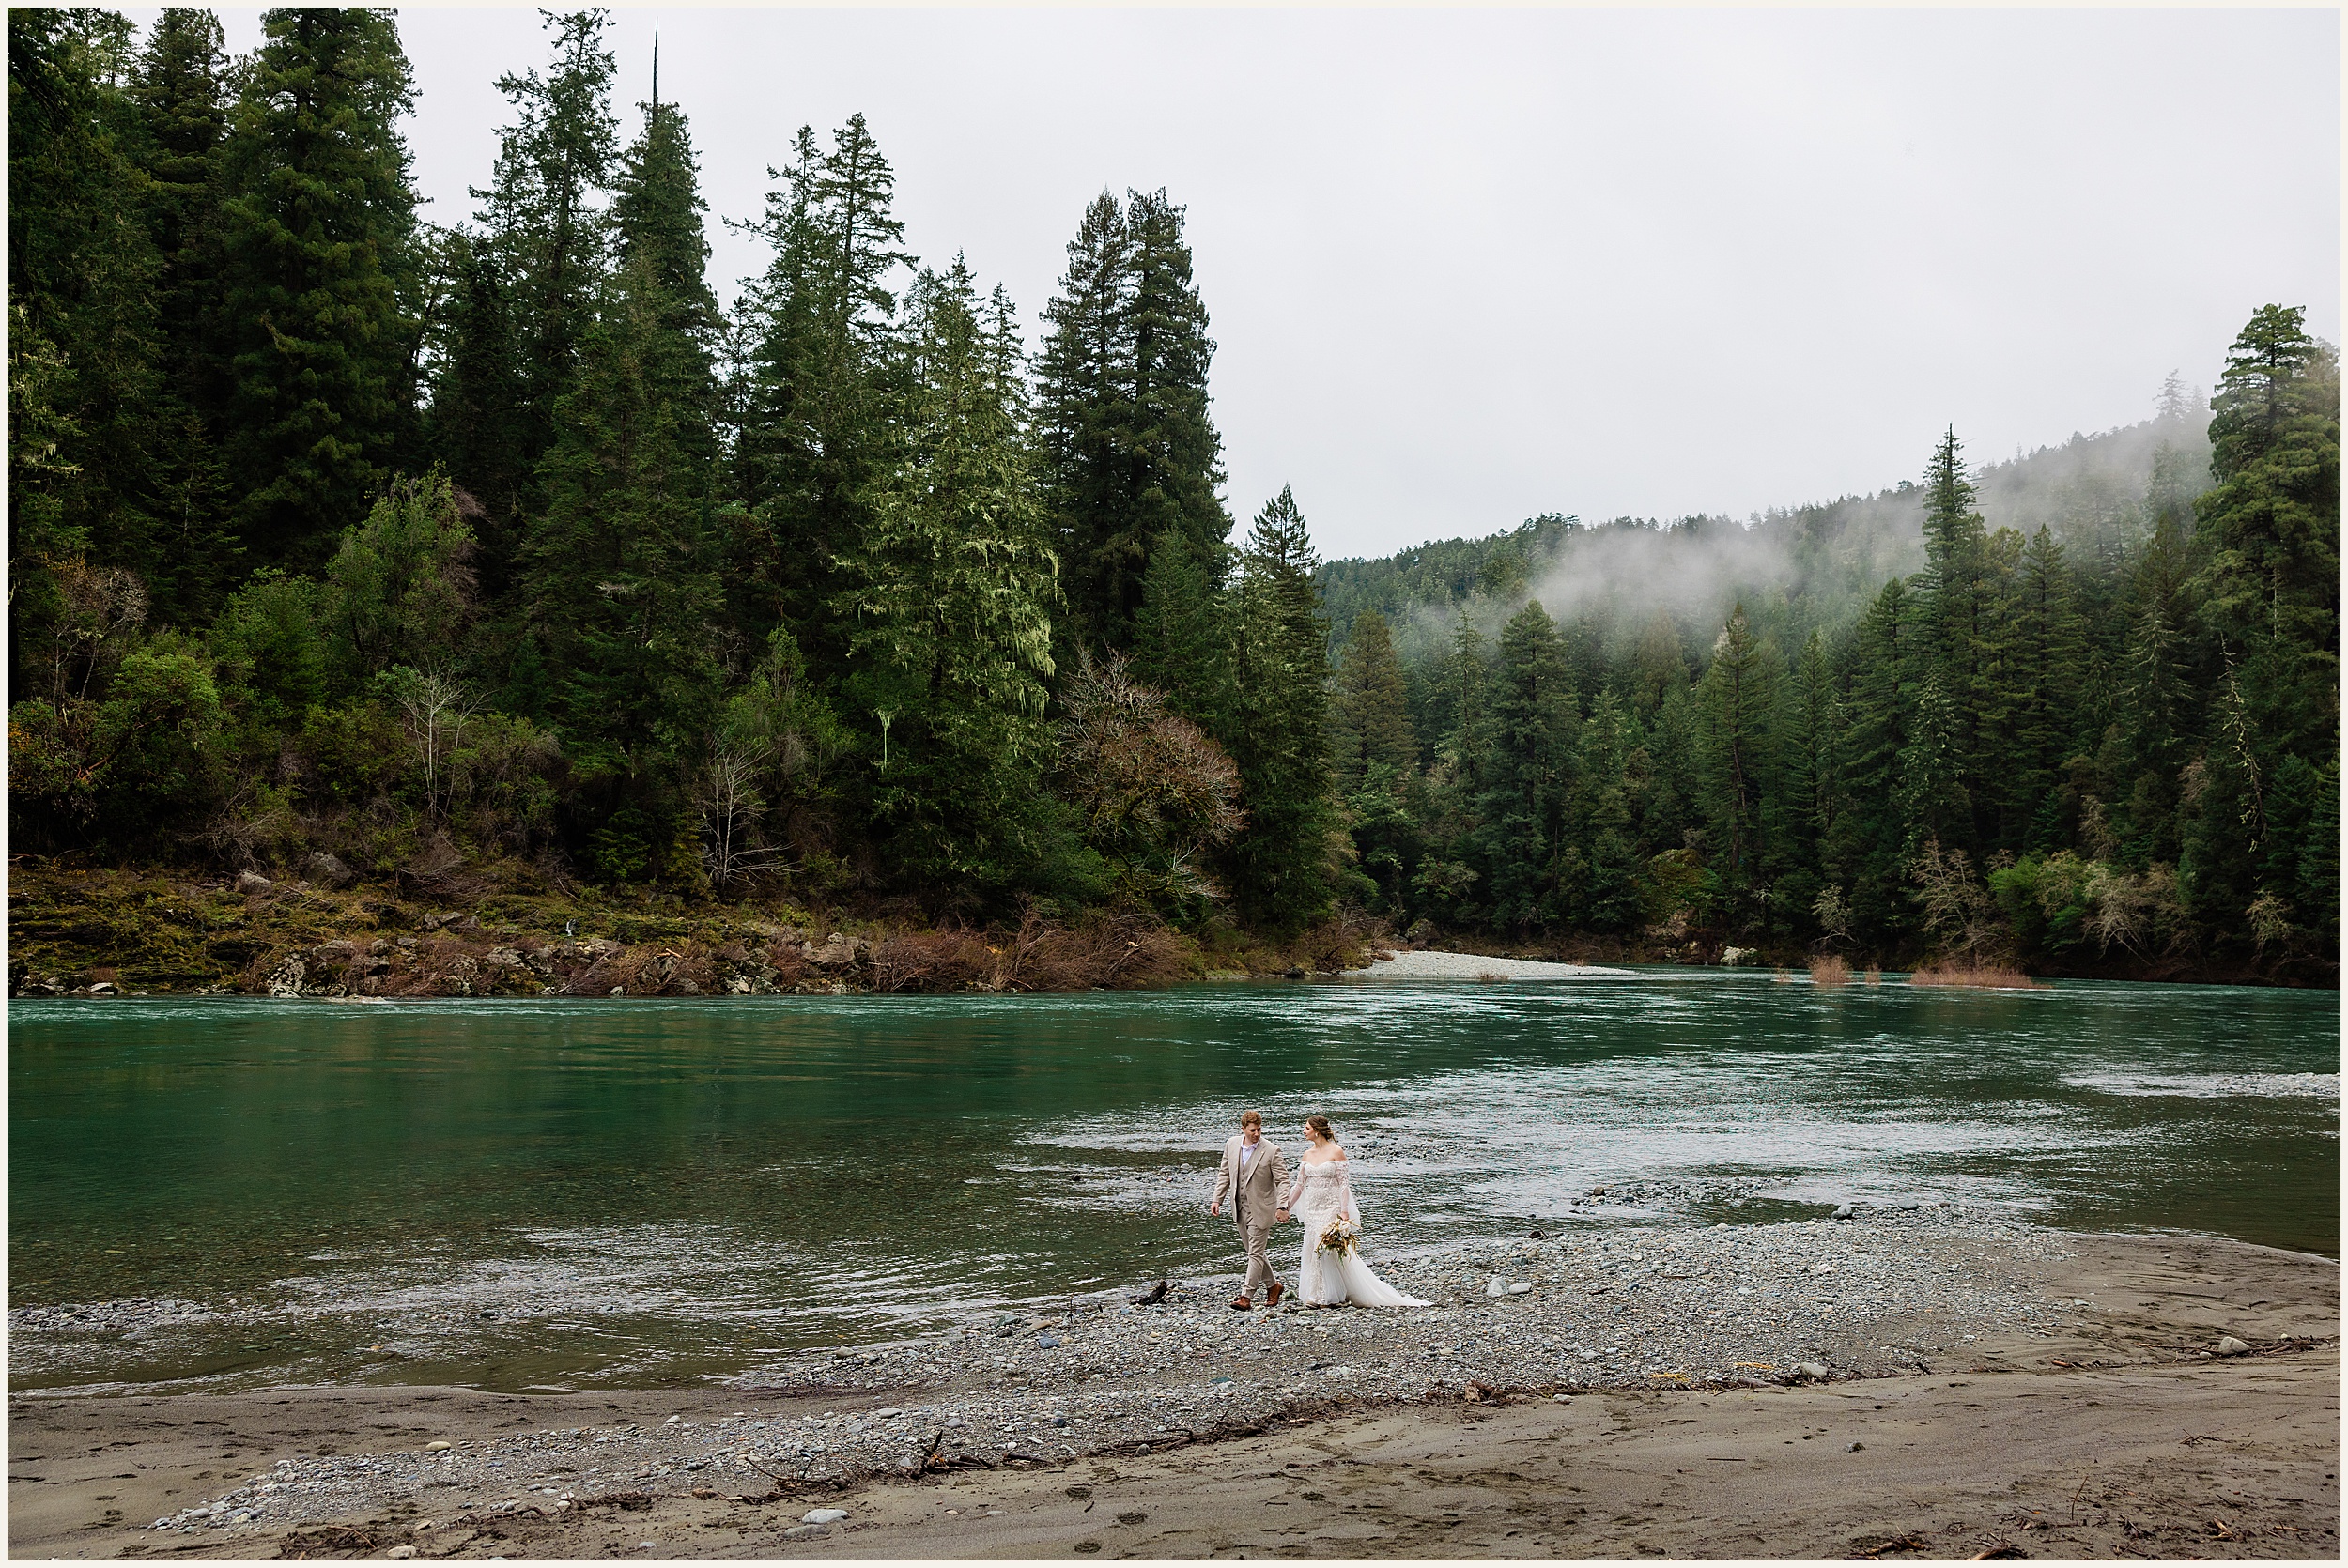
[1318, 1217, 1361, 1257]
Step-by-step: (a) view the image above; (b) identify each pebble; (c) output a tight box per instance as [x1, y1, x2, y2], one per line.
[800, 1508, 849, 1524]
[63, 1208, 2089, 1536]
[2217, 1335, 2251, 1355]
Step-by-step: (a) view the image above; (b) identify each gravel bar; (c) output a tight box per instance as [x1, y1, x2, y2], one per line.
[93, 1207, 2089, 1540]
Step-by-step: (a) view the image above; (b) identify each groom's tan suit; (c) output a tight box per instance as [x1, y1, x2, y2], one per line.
[1211, 1133, 1290, 1299]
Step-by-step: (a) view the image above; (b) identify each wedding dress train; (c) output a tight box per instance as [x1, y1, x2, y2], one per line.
[1285, 1159, 1429, 1308]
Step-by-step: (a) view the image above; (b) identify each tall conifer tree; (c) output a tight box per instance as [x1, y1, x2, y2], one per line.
[1036, 188, 1229, 653]
[1476, 599, 1574, 930]
[1225, 487, 1335, 930]
[518, 86, 724, 878]
[837, 258, 1064, 894]
[1331, 609, 1416, 791]
[734, 115, 912, 665]
[8, 8, 168, 622]
[216, 7, 420, 573]
[447, 8, 618, 566]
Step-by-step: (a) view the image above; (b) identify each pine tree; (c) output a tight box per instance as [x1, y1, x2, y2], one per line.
[1408, 616, 1492, 927]
[451, 7, 619, 567]
[1035, 192, 1135, 652]
[1224, 487, 1336, 930]
[1788, 628, 1841, 847]
[518, 89, 724, 879]
[8, 8, 168, 636]
[836, 258, 1064, 894]
[1625, 608, 1687, 723]
[2112, 509, 2195, 866]
[734, 115, 912, 666]
[1125, 190, 1229, 569]
[1841, 578, 1916, 941]
[2191, 304, 2340, 764]
[1331, 608, 1416, 791]
[1697, 602, 1777, 917]
[127, 8, 239, 619]
[1912, 426, 1991, 851]
[1476, 599, 1574, 930]
[1564, 689, 1638, 931]
[216, 6, 420, 573]
[1130, 527, 1237, 741]
[1035, 188, 1229, 653]
[425, 228, 530, 555]
[2006, 526, 2086, 848]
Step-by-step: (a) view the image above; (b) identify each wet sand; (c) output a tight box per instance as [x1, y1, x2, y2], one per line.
[10, 1232, 2335, 1560]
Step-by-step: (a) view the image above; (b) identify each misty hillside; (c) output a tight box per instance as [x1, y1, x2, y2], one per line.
[1318, 407, 2215, 666]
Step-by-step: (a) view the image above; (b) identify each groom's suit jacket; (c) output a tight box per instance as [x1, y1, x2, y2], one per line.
[1212, 1134, 1289, 1226]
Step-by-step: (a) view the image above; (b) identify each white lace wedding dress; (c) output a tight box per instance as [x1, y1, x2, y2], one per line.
[1285, 1158, 1429, 1308]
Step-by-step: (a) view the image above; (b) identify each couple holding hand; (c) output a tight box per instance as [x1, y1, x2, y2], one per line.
[1207, 1110, 1428, 1311]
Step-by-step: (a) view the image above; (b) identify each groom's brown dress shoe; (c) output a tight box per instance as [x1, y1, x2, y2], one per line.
[1266, 1281, 1285, 1308]
[1230, 1294, 1254, 1311]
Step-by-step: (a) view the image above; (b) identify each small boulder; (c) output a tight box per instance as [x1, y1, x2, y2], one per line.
[1506, 1282, 1532, 1295]
[2216, 1335, 2251, 1356]
[800, 1508, 849, 1525]
[237, 869, 275, 896]
[303, 851, 355, 889]
[806, 933, 860, 968]
[1831, 1203, 1854, 1220]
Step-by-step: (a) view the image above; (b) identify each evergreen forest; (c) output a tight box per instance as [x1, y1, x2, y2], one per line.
[10, 9, 2339, 983]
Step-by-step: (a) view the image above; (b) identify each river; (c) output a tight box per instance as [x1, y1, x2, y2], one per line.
[8, 971, 2336, 1393]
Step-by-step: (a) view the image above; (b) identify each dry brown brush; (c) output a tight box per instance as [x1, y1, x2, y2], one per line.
[1908, 960, 2041, 990]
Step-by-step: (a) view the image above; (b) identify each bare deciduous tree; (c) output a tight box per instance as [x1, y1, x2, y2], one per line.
[699, 741, 794, 889]
[387, 668, 475, 822]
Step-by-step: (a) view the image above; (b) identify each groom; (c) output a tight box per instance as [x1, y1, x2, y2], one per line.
[1207, 1110, 1289, 1311]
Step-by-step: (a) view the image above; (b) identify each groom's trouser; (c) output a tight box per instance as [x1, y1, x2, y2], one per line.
[1238, 1202, 1276, 1295]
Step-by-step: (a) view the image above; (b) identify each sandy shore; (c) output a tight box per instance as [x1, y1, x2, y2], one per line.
[9, 1227, 2334, 1560]
[1349, 949, 1634, 980]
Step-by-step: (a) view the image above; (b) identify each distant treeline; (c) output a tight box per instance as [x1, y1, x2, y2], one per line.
[1316, 346, 2338, 978]
[8, 9, 2338, 978]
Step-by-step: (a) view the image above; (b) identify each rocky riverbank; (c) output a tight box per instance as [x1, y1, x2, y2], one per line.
[8, 1215, 2336, 1559]
[4, 864, 1364, 999]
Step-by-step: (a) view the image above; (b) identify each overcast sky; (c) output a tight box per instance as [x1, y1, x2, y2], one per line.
[169, 6, 2340, 561]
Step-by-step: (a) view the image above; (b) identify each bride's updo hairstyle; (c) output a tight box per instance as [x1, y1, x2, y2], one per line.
[1305, 1115, 1334, 1141]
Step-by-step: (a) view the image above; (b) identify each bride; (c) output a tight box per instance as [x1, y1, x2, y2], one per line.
[1278, 1115, 1429, 1308]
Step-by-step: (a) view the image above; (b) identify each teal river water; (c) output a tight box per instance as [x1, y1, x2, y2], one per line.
[8, 972, 2337, 1393]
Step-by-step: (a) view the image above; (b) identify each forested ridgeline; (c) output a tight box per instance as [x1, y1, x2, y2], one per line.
[1315, 344, 2340, 982]
[8, 9, 2339, 992]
